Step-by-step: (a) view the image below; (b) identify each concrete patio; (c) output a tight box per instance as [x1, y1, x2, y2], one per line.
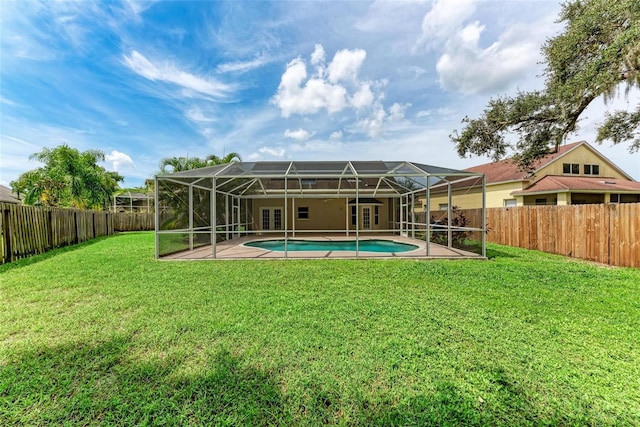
[161, 234, 483, 260]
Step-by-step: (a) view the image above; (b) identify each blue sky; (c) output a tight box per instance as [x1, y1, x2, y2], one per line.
[1, 0, 638, 188]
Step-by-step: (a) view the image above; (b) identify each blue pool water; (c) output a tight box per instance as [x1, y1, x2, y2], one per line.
[245, 239, 419, 253]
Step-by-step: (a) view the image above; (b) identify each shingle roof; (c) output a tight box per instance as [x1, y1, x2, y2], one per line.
[465, 141, 585, 184]
[0, 185, 20, 204]
[512, 175, 640, 195]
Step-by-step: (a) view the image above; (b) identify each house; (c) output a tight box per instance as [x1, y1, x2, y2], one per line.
[0, 185, 21, 204]
[154, 160, 486, 259]
[430, 141, 640, 208]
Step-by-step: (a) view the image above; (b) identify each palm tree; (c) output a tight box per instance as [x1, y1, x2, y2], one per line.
[205, 152, 242, 166]
[158, 152, 241, 174]
[156, 152, 243, 232]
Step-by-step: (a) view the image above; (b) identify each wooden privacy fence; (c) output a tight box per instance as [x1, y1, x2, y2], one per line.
[0, 202, 154, 264]
[112, 212, 155, 232]
[484, 204, 640, 268]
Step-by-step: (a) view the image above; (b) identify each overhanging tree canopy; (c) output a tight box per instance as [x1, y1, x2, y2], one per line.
[451, 0, 640, 169]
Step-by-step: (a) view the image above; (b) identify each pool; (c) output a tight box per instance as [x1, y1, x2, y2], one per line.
[244, 239, 419, 253]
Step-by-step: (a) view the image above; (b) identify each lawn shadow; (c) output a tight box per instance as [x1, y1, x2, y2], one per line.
[485, 246, 517, 260]
[291, 370, 602, 426]
[1, 337, 607, 426]
[1, 336, 289, 425]
[0, 237, 106, 273]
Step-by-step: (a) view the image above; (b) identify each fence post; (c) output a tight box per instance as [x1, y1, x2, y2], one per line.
[2, 205, 11, 264]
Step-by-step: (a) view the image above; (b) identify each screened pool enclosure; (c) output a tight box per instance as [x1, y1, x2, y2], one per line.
[155, 161, 486, 259]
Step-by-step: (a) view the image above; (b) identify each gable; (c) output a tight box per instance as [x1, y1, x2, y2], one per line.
[466, 141, 585, 184]
[534, 143, 634, 181]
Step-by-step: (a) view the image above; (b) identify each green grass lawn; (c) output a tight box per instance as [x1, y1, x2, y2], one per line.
[1, 232, 639, 426]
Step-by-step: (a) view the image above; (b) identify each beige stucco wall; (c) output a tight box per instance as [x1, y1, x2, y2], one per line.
[534, 145, 629, 179]
[252, 197, 390, 231]
[428, 181, 523, 209]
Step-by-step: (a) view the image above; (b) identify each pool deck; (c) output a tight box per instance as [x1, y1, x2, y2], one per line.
[161, 234, 483, 260]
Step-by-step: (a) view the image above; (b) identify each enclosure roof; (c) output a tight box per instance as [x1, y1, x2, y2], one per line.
[159, 160, 478, 178]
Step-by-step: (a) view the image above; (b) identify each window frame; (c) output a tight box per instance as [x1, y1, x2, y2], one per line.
[562, 163, 580, 175]
[297, 206, 309, 220]
[584, 164, 600, 175]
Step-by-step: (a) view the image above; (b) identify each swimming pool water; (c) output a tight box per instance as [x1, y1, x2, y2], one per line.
[245, 239, 419, 253]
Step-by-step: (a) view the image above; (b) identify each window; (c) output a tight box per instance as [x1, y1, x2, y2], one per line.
[563, 163, 579, 174]
[297, 206, 309, 219]
[610, 193, 620, 203]
[351, 206, 357, 225]
[504, 199, 517, 207]
[300, 178, 316, 187]
[535, 198, 547, 205]
[439, 203, 449, 211]
[584, 164, 600, 175]
[374, 205, 379, 225]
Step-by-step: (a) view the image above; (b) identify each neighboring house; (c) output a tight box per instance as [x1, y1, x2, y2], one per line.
[0, 185, 21, 204]
[431, 141, 640, 208]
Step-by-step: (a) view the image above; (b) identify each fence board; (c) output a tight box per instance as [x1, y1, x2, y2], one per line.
[481, 203, 639, 268]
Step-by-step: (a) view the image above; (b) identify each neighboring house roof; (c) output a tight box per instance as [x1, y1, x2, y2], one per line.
[0, 185, 21, 204]
[465, 141, 585, 184]
[512, 176, 640, 195]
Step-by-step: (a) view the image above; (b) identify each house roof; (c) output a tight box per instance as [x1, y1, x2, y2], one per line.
[512, 176, 640, 195]
[465, 141, 585, 184]
[0, 185, 21, 204]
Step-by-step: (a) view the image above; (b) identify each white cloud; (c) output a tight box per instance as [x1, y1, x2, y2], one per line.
[185, 107, 216, 123]
[271, 56, 348, 117]
[217, 56, 270, 73]
[327, 48, 366, 83]
[310, 44, 325, 66]
[436, 21, 544, 94]
[284, 128, 313, 141]
[258, 146, 286, 157]
[413, 0, 554, 95]
[330, 130, 343, 140]
[123, 50, 233, 98]
[357, 104, 387, 138]
[288, 140, 344, 154]
[389, 102, 410, 121]
[105, 150, 134, 171]
[415, 0, 477, 51]
[272, 45, 389, 121]
[350, 83, 374, 109]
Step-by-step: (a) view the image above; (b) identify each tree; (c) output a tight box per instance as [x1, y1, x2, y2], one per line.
[10, 144, 124, 209]
[451, 0, 640, 169]
[158, 152, 241, 174]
